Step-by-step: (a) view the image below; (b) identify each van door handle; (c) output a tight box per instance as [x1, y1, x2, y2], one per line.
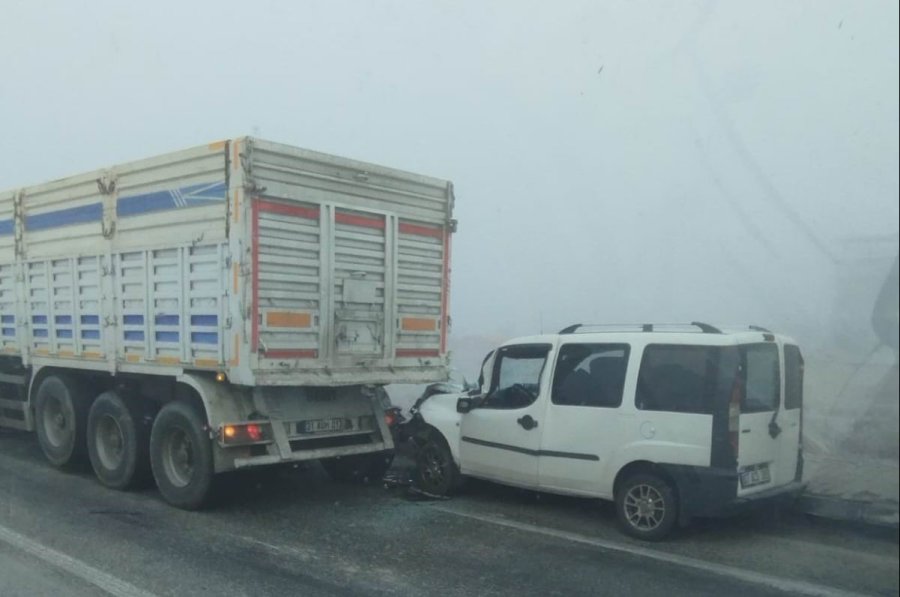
[517, 415, 538, 430]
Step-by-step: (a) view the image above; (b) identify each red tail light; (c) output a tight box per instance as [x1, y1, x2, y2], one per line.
[246, 424, 263, 442]
[221, 422, 271, 445]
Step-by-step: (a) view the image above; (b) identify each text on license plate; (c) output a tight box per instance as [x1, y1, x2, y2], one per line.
[298, 418, 347, 434]
[740, 465, 771, 488]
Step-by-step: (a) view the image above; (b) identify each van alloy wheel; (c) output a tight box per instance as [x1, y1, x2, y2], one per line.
[615, 473, 678, 541]
[623, 483, 666, 531]
[414, 432, 461, 496]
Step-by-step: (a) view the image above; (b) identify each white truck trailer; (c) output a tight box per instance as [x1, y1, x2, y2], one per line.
[0, 137, 455, 508]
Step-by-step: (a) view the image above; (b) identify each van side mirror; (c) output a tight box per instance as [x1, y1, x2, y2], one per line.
[457, 396, 481, 413]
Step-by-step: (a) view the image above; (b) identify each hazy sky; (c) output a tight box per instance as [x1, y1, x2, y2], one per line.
[2, 0, 897, 351]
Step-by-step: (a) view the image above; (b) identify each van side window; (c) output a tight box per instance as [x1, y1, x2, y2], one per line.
[484, 344, 551, 409]
[784, 344, 803, 410]
[743, 343, 780, 413]
[636, 345, 718, 414]
[551, 344, 629, 408]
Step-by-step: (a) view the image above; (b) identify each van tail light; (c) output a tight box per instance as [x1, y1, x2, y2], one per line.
[221, 422, 272, 445]
[728, 371, 744, 459]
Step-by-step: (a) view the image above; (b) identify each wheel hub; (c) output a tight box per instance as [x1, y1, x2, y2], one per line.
[624, 483, 665, 531]
[95, 415, 125, 470]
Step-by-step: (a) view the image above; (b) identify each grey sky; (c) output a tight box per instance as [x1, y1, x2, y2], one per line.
[2, 0, 897, 351]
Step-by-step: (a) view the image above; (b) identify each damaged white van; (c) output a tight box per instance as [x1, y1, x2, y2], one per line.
[410, 323, 805, 540]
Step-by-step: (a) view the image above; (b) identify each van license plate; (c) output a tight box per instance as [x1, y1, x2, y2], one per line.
[299, 418, 346, 434]
[740, 465, 771, 488]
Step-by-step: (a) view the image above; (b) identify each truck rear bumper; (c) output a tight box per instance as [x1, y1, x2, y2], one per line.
[231, 439, 392, 469]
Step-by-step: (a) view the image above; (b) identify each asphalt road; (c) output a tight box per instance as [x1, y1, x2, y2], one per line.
[1, 427, 897, 597]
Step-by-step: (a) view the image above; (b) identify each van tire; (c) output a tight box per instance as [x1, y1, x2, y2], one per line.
[415, 431, 461, 496]
[34, 374, 89, 468]
[615, 473, 678, 541]
[321, 451, 394, 484]
[87, 391, 151, 490]
[150, 401, 214, 510]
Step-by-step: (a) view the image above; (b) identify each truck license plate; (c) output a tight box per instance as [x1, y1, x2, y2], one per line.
[299, 418, 347, 434]
[739, 465, 771, 488]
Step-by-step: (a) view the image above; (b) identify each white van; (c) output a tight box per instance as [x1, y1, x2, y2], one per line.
[410, 323, 805, 540]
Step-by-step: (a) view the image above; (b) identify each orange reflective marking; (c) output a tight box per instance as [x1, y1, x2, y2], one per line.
[266, 311, 312, 328]
[228, 334, 240, 367]
[208, 140, 227, 151]
[194, 358, 219, 368]
[401, 317, 437, 332]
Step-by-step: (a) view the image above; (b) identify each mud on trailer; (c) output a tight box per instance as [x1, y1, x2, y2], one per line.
[0, 137, 454, 508]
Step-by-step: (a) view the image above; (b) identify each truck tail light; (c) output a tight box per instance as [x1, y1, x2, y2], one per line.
[221, 422, 272, 445]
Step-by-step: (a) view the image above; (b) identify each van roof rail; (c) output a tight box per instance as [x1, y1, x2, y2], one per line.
[558, 322, 723, 334]
[748, 324, 772, 333]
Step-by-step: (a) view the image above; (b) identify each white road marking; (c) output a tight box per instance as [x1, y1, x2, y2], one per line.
[0, 523, 158, 597]
[430, 505, 872, 597]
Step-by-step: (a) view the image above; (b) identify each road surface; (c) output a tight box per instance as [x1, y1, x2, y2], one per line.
[1, 428, 897, 597]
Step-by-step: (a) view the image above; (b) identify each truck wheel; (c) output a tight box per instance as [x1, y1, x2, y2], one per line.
[149, 401, 213, 509]
[87, 392, 151, 490]
[321, 451, 394, 483]
[34, 374, 89, 468]
[615, 473, 679, 541]
[415, 431, 461, 496]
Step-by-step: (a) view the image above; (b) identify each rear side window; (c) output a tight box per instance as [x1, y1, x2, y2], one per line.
[552, 343, 630, 408]
[742, 343, 780, 413]
[784, 344, 803, 410]
[636, 345, 720, 414]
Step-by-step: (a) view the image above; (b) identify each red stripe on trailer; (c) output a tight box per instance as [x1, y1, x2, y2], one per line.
[256, 198, 319, 220]
[263, 349, 318, 359]
[399, 222, 443, 239]
[440, 229, 452, 354]
[396, 348, 440, 358]
[251, 200, 260, 353]
[335, 212, 385, 230]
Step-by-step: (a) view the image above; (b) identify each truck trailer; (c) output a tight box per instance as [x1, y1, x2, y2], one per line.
[0, 137, 455, 508]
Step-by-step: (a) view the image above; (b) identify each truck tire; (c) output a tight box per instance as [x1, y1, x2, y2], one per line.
[87, 391, 152, 490]
[321, 451, 394, 483]
[414, 431, 461, 496]
[33, 374, 89, 468]
[149, 401, 213, 509]
[615, 473, 679, 541]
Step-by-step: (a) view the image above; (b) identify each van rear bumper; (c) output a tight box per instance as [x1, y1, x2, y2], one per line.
[662, 464, 806, 519]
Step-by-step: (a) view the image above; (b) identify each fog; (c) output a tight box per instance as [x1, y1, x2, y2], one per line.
[2, 2, 898, 441]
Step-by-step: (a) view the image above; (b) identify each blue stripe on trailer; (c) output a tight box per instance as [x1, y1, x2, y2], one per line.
[33, 329, 48, 338]
[124, 330, 144, 341]
[155, 314, 179, 325]
[155, 331, 179, 342]
[190, 315, 218, 326]
[57, 329, 73, 339]
[26, 202, 103, 231]
[0, 219, 13, 237]
[82, 330, 101, 340]
[191, 332, 218, 345]
[32, 315, 47, 324]
[123, 314, 144, 325]
[2, 327, 15, 337]
[117, 181, 227, 218]
[81, 315, 99, 325]
[55, 315, 72, 325]
[1, 315, 14, 323]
